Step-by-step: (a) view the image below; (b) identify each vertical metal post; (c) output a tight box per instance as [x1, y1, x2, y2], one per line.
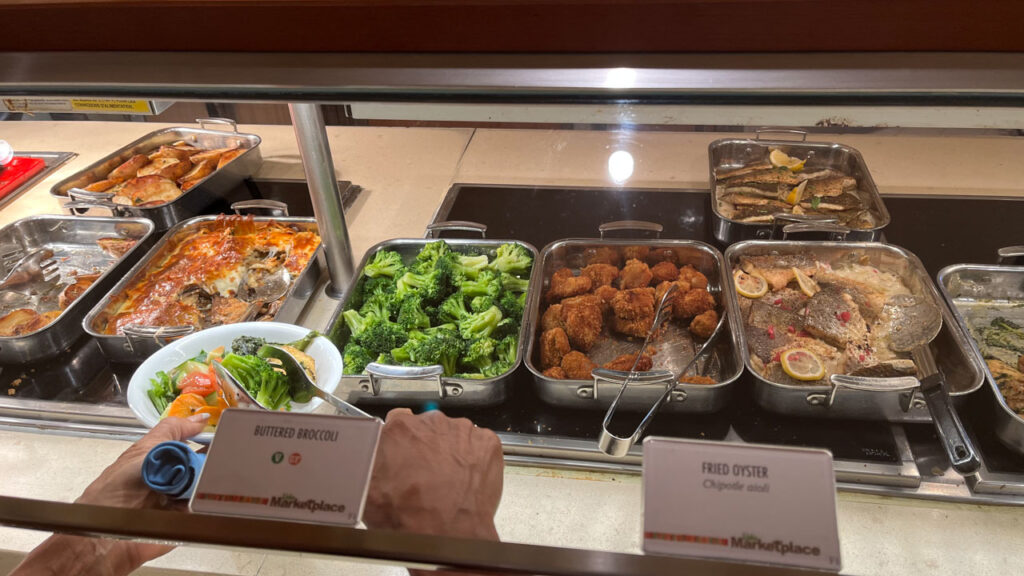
[289, 103, 354, 297]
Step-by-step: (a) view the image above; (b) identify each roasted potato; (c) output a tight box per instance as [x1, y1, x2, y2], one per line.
[107, 154, 149, 182]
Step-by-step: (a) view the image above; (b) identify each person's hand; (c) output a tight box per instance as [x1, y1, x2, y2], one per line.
[363, 408, 504, 541]
[77, 413, 208, 510]
[11, 413, 208, 576]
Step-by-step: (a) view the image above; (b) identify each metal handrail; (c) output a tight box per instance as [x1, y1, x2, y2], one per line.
[0, 495, 824, 576]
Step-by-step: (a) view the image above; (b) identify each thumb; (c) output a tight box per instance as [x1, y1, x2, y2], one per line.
[151, 413, 210, 442]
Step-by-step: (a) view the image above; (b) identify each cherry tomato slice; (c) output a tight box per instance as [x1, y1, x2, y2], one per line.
[177, 367, 217, 397]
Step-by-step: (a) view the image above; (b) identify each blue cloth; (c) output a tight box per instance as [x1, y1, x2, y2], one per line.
[141, 441, 206, 500]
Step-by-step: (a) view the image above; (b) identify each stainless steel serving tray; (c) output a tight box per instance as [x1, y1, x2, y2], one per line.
[0, 215, 155, 363]
[50, 120, 262, 230]
[724, 240, 985, 422]
[708, 133, 890, 244]
[938, 263, 1024, 455]
[82, 214, 322, 363]
[326, 238, 540, 409]
[525, 238, 744, 413]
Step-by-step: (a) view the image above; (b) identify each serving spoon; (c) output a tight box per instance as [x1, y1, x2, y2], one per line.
[881, 294, 979, 474]
[259, 344, 373, 419]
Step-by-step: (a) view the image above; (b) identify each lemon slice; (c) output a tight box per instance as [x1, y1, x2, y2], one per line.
[780, 348, 826, 381]
[734, 269, 768, 298]
[769, 149, 806, 172]
[782, 181, 807, 205]
[792, 267, 820, 296]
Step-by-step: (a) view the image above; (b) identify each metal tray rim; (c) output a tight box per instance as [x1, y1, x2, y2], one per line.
[706, 136, 893, 232]
[48, 126, 262, 207]
[0, 214, 156, 342]
[81, 213, 320, 342]
[936, 262, 1024, 426]
[523, 237, 745, 392]
[724, 240, 985, 397]
[331, 236, 542, 388]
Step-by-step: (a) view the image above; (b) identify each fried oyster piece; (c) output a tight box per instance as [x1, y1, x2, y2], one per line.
[546, 267, 592, 302]
[581, 263, 619, 288]
[561, 350, 598, 380]
[539, 327, 571, 370]
[603, 352, 653, 372]
[559, 294, 603, 351]
[619, 258, 654, 290]
[610, 287, 656, 337]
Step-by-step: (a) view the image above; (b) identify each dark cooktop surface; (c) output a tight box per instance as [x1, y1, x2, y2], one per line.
[428, 184, 1024, 472]
[6, 182, 1024, 479]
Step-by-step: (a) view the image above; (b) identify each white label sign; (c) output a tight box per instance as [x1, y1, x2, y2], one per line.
[642, 437, 841, 571]
[190, 409, 381, 526]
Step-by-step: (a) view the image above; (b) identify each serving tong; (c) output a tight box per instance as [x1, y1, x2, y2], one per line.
[596, 283, 729, 457]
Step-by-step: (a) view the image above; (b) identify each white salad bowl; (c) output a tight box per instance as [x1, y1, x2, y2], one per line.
[127, 322, 343, 443]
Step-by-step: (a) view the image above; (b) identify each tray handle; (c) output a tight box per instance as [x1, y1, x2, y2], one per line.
[424, 221, 487, 239]
[598, 220, 663, 239]
[122, 324, 195, 353]
[755, 128, 808, 142]
[195, 118, 238, 133]
[767, 213, 846, 240]
[231, 199, 289, 217]
[63, 200, 121, 216]
[996, 245, 1024, 265]
[781, 222, 851, 241]
[67, 187, 114, 202]
[808, 374, 924, 413]
[363, 363, 454, 398]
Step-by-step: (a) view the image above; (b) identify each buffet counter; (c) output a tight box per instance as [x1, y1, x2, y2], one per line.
[1, 121, 1024, 575]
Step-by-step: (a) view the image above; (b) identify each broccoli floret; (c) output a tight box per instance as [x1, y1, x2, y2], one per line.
[424, 323, 458, 335]
[463, 337, 497, 370]
[496, 334, 517, 364]
[460, 269, 502, 299]
[221, 353, 291, 410]
[231, 335, 267, 356]
[488, 243, 533, 275]
[497, 291, 525, 319]
[470, 295, 495, 314]
[390, 344, 413, 363]
[458, 305, 503, 340]
[359, 293, 394, 322]
[439, 293, 471, 323]
[454, 254, 490, 279]
[394, 327, 461, 376]
[285, 330, 321, 352]
[375, 351, 396, 365]
[342, 309, 375, 340]
[349, 275, 397, 310]
[397, 294, 431, 331]
[356, 321, 409, 355]
[482, 359, 513, 378]
[364, 250, 405, 278]
[492, 317, 520, 339]
[342, 343, 373, 375]
[396, 268, 450, 304]
[499, 272, 530, 293]
[456, 359, 513, 380]
[416, 240, 452, 267]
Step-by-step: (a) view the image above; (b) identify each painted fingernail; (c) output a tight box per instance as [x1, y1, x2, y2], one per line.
[187, 412, 211, 423]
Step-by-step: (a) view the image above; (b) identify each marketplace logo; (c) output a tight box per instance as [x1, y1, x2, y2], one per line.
[268, 493, 347, 514]
[729, 533, 822, 557]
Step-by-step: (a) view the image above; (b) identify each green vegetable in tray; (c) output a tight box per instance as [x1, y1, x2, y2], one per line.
[337, 240, 533, 377]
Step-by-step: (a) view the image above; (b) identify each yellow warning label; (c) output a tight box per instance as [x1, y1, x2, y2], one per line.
[70, 99, 154, 113]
